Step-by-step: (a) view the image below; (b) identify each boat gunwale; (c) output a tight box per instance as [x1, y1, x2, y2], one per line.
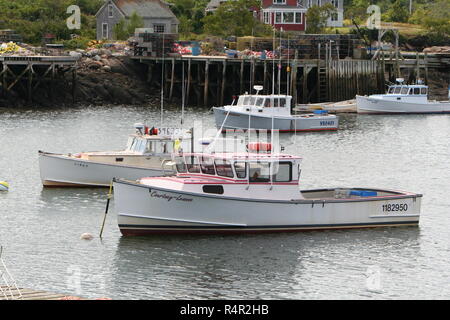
[213, 107, 338, 120]
[38, 150, 172, 172]
[113, 178, 423, 204]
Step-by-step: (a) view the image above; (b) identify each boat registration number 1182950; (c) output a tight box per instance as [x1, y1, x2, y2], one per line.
[382, 203, 408, 212]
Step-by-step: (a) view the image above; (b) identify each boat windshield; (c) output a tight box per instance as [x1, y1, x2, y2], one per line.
[200, 156, 216, 175]
[249, 162, 271, 182]
[234, 161, 247, 178]
[273, 98, 287, 107]
[175, 156, 187, 173]
[186, 156, 200, 173]
[393, 86, 402, 94]
[214, 159, 234, 178]
[126, 137, 146, 153]
[400, 87, 409, 94]
[145, 140, 174, 154]
[421, 87, 427, 95]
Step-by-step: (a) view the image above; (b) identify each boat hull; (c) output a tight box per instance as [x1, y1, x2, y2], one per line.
[356, 95, 450, 114]
[39, 151, 173, 187]
[213, 107, 338, 132]
[113, 180, 422, 236]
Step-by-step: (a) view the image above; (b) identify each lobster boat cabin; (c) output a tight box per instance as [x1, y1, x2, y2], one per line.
[113, 143, 422, 236]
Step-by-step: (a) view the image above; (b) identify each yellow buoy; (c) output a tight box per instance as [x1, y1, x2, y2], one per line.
[0, 181, 9, 191]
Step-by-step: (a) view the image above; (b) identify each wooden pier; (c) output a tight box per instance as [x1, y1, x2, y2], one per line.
[0, 285, 86, 300]
[0, 55, 78, 104]
[132, 55, 385, 107]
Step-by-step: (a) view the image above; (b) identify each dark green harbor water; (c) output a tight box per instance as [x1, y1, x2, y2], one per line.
[0, 104, 449, 299]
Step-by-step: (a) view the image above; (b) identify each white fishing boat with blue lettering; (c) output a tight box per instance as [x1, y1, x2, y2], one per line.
[113, 142, 422, 236]
[356, 79, 450, 114]
[212, 87, 339, 132]
[38, 125, 191, 187]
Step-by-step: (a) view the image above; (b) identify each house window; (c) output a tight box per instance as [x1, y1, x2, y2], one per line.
[108, 4, 114, 18]
[102, 23, 108, 39]
[153, 24, 165, 33]
[283, 12, 294, 23]
[331, 0, 339, 8]
[273, 0, 286, 4]
[295, 12, 302, 24]
[331, 12, 338, 21]
[275, 12, 282, 23]
[263, 12, 271, 24]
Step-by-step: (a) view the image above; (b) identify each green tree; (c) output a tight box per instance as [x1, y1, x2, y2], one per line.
[305, 3, 337, 34]
[113, 11, 144, 40]
[384, 0, 409, 22]
[202, 0, 271, 37]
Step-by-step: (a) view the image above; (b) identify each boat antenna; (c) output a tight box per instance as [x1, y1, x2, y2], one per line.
[278, 27, 282, 104]
[160, 33, 165, 127]
[181, 57, 185, 127]
[272, 28, 275, 95]
[287, 33, 290, 96]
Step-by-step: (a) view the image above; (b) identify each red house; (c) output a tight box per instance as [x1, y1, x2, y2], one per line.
[260, 0, 307, 32]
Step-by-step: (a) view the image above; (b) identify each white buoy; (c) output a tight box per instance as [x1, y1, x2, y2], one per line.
[80, 233, 94, 240]
[0, 181, 9, 191]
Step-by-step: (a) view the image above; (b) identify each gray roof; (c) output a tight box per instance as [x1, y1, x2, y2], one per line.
[113, 0, 178, 21]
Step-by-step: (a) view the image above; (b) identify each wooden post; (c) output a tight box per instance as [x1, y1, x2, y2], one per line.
[204, 59, 210, 107]
[1, 64, 7, 98]
[424, 52, 428, 84]
[292, 50, 298, 105]
[220, 59, 227, 106]
[240, 59, 244, 94]
[27, 64, 33, 104]
[186, 58, 191, 106]
[302, 66, 310, 104]
[263, 60, 267, 94]
[72, 67, 76, 104]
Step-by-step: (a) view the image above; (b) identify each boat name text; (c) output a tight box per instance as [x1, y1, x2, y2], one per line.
[150, 190, 193, 202]
[320, 121, 335, 126]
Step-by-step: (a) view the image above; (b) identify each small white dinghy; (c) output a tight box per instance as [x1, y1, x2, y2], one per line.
[356, 79, 450, 114]
[113, 143, 422, 236]
[295, 99, 357, 113]
[213, 86, 339, 132]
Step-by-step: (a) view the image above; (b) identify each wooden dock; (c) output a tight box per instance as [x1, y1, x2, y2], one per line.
[0, 285, 85, 300]
[0, 55, 78, 104]
[132, 55, 385, 107]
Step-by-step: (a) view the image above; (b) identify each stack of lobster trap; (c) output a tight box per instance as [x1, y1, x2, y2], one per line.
[130, 28, 177, 57]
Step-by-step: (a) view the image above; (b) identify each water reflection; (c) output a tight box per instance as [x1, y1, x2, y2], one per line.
[110, 227, 421, 299]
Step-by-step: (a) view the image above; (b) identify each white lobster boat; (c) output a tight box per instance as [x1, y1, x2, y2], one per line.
[113, 143, 422, 236]
[212, 87, 339, 132]
[38, 125, 191, 187]
[356, 79, 450, 114]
